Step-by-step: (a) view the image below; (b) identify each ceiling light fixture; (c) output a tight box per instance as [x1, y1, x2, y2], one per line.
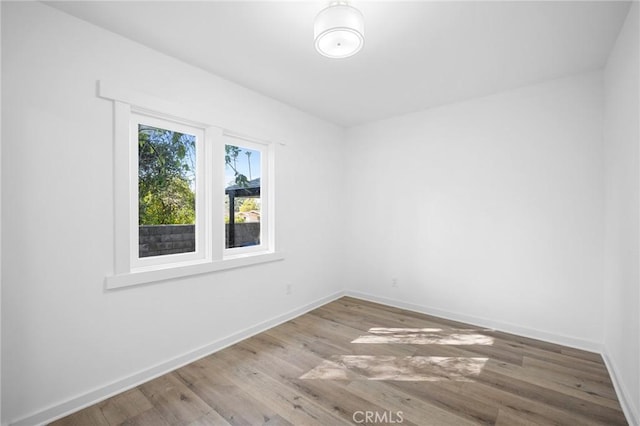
[314, 2, 364, 59]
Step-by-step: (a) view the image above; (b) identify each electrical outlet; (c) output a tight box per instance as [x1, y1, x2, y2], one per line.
[286, 284, 293, 295]
[391, 278, 398, 288]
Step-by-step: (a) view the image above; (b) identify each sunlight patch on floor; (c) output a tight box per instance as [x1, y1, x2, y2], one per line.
[300, 356, 488, 381]
[351, 328, 495, 345]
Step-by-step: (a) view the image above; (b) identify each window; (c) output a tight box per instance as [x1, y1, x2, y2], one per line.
[100, 82, 282, 289]
[131, 113, 206, 268]
[224, 139, 268, 253]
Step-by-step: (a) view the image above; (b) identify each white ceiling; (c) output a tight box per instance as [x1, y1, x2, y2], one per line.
[46, 1, 631, 127]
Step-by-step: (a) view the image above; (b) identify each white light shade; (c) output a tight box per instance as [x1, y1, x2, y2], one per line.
[314, 3, 364, 59]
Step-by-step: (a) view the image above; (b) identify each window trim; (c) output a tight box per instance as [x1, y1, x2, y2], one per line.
[99, 81, 284, 290]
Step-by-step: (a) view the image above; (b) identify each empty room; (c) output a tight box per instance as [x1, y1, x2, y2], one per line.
[1, 1, 639, 425]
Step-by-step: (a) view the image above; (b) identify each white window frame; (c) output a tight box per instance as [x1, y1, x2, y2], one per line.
[99, 81, 283, 289]
[131, 112, 209, 270]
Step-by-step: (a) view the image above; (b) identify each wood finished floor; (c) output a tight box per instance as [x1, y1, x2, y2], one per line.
[51, 297, 627, 425]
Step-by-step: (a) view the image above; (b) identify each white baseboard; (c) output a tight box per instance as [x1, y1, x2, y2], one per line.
[602, 350, 639, 426]
[345, 290, 603, 353]
[10, 290, 635, 426]
[10, 291, 346, 426]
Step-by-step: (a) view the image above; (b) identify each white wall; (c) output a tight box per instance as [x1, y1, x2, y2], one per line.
[1, 2, 345, 425]
[603, 2, 639, 424]
[344, 72, 605, 349]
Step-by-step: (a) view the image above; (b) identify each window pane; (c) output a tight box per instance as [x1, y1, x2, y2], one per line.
[138, 124, 196, 258]
[224, 144, 261, 249]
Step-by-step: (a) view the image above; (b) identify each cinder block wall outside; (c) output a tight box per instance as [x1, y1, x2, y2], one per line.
[139, 225, 195, 257]
[139, 223, 261, 257]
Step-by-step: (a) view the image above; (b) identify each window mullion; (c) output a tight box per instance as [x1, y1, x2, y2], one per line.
[210, 128, 225, 261]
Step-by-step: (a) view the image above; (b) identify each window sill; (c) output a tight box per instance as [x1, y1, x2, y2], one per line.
[104, 251, 284, 290]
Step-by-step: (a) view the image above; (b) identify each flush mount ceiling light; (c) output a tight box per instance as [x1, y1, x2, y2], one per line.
[314, 2, 364, 59]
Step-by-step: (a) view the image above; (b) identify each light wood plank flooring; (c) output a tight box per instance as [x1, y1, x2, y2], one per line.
[51, 297, 627, 425]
